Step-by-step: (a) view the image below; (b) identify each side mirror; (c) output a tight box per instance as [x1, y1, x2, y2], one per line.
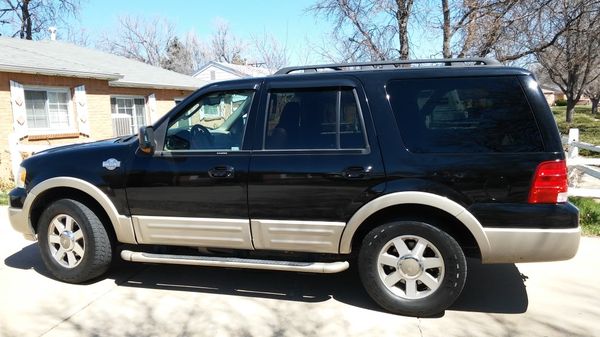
[138, 126, 155, 154]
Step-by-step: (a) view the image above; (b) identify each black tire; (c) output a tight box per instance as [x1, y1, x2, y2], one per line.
[358, 221, 467, 316]
[37, 199, 113, 283]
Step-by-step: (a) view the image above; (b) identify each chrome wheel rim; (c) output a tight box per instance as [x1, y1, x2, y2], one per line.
[377, 235, 445, 300]
[47, 214, 85, 268]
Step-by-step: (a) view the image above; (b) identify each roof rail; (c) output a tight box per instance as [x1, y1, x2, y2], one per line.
[275, 58, 500, 75]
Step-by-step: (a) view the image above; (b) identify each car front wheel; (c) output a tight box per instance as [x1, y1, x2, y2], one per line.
[358, 221, 467, 316]
[38, 199, 113, 283]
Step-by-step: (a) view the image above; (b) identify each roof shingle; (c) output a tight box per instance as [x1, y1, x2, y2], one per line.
[0, 37, 207, 90]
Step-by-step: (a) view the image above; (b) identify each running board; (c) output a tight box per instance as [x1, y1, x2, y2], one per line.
[121, 250, 350, 274]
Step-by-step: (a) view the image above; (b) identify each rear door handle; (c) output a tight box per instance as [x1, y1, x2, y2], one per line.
[342, 166, 371, 179]
[208, 165, 235, 179]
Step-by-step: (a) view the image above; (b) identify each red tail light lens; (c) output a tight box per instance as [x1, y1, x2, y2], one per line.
[528, 160, 568, 204]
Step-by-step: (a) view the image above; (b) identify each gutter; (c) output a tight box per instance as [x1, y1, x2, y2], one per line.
[0, 63, 204, 91]
[0, 63, 122, 81]
[109, 80, 204, 91]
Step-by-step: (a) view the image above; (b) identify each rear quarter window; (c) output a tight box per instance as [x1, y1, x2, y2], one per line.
[386, 76, 544, 153]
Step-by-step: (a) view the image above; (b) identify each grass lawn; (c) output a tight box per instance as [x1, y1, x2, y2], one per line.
[551, 105, 600, 143]
[570, 197, 600, 236]
[0, 191, 7, 206]
[552, 105, 600, 236]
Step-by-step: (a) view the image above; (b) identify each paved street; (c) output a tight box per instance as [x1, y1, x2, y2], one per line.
[1, 206, 599, 337]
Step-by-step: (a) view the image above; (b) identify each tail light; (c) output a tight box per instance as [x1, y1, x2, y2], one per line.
[528, 160, 568, 204]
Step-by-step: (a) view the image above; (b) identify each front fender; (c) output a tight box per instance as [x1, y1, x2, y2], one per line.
[23, 177, 136, 244]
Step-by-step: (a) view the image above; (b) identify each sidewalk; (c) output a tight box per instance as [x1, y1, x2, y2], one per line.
[1, 206, 598, 337]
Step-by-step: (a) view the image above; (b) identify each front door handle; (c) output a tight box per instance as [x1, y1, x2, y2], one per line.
[342, 166, 371, 179]
[208, 165, 235, 179]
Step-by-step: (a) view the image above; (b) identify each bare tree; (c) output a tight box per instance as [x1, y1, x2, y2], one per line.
[309, 0, 411, 61]
[310, 32, 379, 63]
[391, 0, 414, 59]
[97, 15, 175, 67]
[417, 0, 597, 65]
[98, 16, 254, 74]
[441, 0, 452, 58]
[184, 31, 212, 72]
[64, 25, 90, 46]
[249, 30, 289, 70]
[536, 0, 600, 122]
[161, 36, 195, 75]
[210, 19, 245, 64]
[585, 77, 600, 115]
[0, 0, 80, 39]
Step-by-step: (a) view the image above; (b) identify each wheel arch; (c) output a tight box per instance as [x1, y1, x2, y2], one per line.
[25, 177, 136, 244]
[339, 191, 491, 258]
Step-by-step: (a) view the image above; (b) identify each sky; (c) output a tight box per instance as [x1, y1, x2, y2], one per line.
[71, 0, 335, 64]
[56, 0, 441, 65]
[71, 0, 441, 64]
[78, 0, 323, 38]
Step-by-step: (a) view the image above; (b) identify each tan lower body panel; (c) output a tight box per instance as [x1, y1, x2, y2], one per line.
[250, 219, 346, 254]
[482, 227, 580, 263]
[132, 216, 253, 249]
[8, 207, 36, 241]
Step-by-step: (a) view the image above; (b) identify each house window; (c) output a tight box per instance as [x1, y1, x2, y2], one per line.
[24, 89, 72, 132]
[111, 97, 146, 136]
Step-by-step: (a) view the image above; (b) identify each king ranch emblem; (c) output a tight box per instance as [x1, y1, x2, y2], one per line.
[102, 158, 121, 171]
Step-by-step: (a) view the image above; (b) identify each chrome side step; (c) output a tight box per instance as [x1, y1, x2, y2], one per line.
[121, 250, 350, 274]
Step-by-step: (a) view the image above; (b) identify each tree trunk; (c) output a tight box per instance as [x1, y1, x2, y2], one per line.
[592, 97, 599, 115]
[21, 0, 32, 40]
[566, 97, 576, 123]
[442, 0, 451, 58]
[395, 0, 414, 60]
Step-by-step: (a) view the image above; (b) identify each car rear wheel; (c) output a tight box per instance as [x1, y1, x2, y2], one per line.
[38, 199, 113, 283]
[358, 221, 467, 316]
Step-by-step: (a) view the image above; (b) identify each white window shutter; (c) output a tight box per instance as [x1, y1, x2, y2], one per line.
[74, 85, 90, 136]
[9, 80, 27, 139]
[146, 93, 158, 123]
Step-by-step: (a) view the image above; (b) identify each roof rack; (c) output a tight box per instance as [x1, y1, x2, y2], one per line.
[275, 58, 500, 75]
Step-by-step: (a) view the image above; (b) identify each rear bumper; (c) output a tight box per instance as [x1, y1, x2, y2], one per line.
[482, 227, 580, 263]
[470, 202, 580, 263]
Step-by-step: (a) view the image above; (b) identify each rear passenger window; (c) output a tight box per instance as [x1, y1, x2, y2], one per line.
[386, 77, 544, 153]
[264, 88, 366, 150]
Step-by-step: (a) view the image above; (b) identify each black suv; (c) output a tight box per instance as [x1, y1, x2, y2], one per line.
[8, 58, 580, 316]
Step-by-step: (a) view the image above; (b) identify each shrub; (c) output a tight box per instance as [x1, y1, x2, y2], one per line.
[0, 179, 12, 206]
[0, 179, 14, 191]
[555, 99, 568, 106]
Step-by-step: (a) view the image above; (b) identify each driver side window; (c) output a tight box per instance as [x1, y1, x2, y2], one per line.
[164, 90, 254, 151]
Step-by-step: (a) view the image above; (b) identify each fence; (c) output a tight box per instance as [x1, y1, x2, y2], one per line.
[563, 128, 600, 198]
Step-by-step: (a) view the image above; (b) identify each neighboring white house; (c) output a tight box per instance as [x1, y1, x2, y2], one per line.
[193, 61, 273, 82]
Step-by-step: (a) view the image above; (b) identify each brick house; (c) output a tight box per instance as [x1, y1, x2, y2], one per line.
[0, 37, 206, 183]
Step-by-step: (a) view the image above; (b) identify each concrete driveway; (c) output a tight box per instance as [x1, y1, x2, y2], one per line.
[1, 206, 599, 337]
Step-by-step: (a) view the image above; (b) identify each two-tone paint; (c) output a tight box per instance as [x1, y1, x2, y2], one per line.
[8, 66, 580, 264]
